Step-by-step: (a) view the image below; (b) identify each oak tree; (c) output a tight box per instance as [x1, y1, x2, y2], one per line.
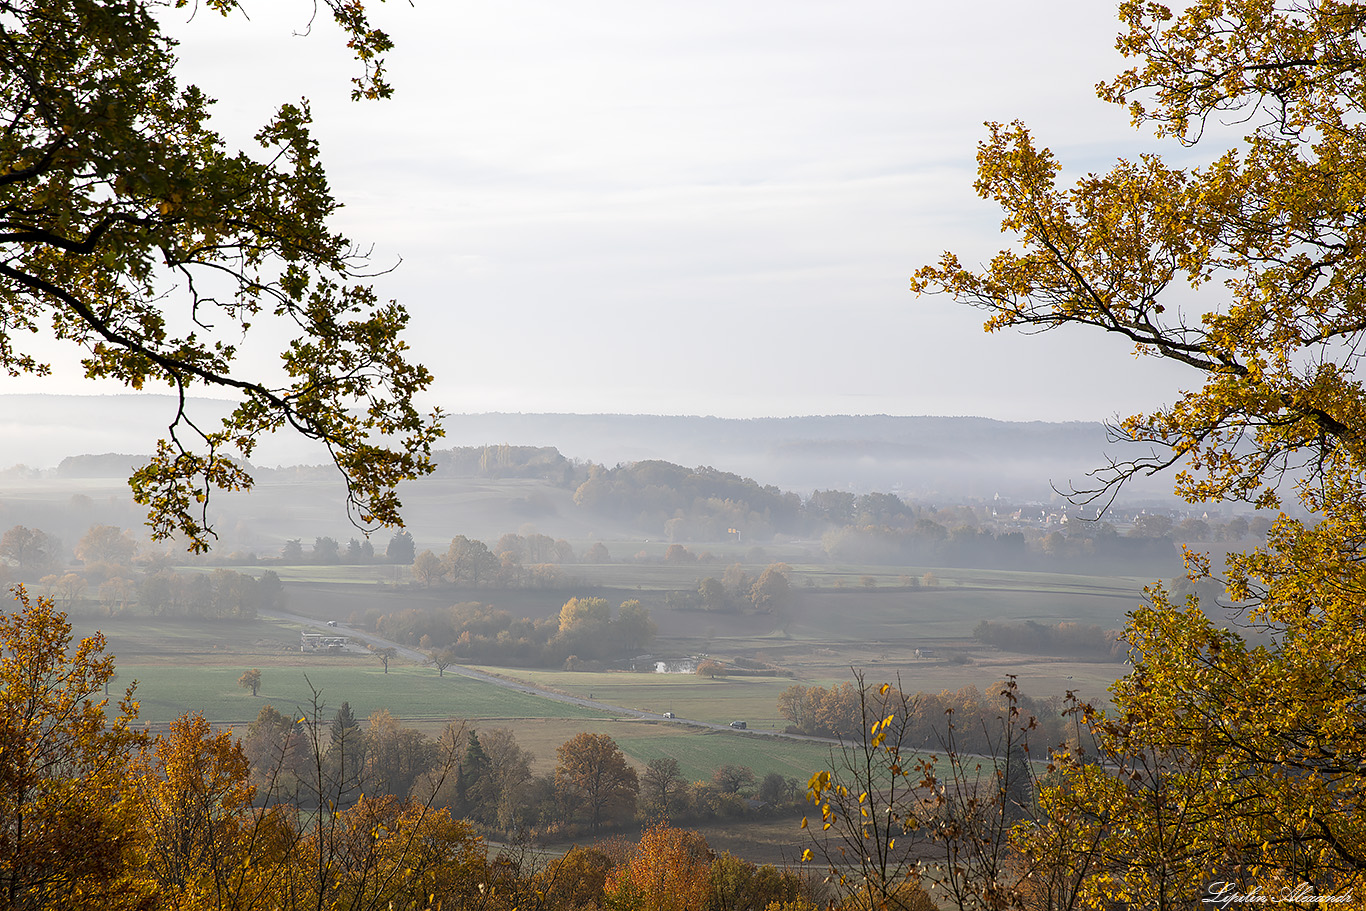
[444, 536, 498, 586]
[554, 732, 639, 830]
[641, 757, 685, 817]
[0, 527, 55, 573]
[912, 0, 1366, 897]
[73, 525, 137, 567]
[237, 668, 261, 698]
[1, 0, 442, 551]
[711, 764, 756, 795]
[0, 586, 146, 909]
[749, 563, 791, 612]
[411, 550, 444, 588]
[362, 709, 433, 801]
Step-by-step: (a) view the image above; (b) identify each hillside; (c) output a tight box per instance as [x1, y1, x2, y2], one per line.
[0, 394, 1179, 503]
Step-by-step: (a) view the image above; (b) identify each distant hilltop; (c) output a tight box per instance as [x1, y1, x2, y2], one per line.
[0, 394, 1177, 503]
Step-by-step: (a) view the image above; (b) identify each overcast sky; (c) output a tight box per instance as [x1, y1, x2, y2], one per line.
[20, 1, 1212, 422]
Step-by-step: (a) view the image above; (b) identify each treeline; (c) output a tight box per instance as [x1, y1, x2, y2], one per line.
[777, 681, 1074, 755]
[38, 568, 284, 620]
[973, 619, 1126, 660]
[138, 568, 285, 620]
[360, 596, 656, 668]
[431, 444, 584, 485]
[572, 460, 803, 541]
[820, 522, 1180, 574]
[409, 533, 589, 589]
[274, 530, 416, 565]
[682, 563, 792, 614]
[557, 457, 1253, 576]
[243, 699, 805, 838]
[0, 523, 287, 618]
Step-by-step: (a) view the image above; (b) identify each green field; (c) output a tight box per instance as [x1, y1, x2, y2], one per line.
[618, 728, 835, 784]
[116, 663, 612, 726]
[67, 615, 310, 663]
[471, 666, 813, 730]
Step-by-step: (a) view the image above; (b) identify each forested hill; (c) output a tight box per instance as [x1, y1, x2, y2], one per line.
[0, 396, 1177, 504]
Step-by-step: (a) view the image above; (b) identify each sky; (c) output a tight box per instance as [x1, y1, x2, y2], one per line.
[15, 1, 1212, 422]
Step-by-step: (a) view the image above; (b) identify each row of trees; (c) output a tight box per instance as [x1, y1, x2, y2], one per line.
[638, 757, 804, 821]
[277, 530, 415, 565]
[431, 445, 582, 484]
[241, 699, 805, 839]
[562, 456, 1267, 563]
[776, 680, 1073, 757]
[696, 563, 792, 613]
[29, 567, 285, 620]
[972, 619, 1126, 661]
[141, 569, 285, 619]
[1, 523, 143, 575]
[820, 522, 1181, 575]
[409, 534, 615, 590]
[366, 596, 656, 668]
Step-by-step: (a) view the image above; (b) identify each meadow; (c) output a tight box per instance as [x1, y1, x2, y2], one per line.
[111, 662, 611, 727]
[469, 666, 807, 730]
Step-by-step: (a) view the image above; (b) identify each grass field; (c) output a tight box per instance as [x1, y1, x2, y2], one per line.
[470, 666, 809, 729]
[116, 663, 612, 726]
[455, 716, 841, 785]
[615, 727, 838, 783]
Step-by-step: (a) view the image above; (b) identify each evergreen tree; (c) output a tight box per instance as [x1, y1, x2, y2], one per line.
[325, 702, 365, 808]
[387, 530, 415, 565]
[459, 732, 493, 823]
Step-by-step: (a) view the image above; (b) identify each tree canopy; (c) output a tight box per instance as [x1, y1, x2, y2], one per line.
[2, 0, 441, 550]
[913, 0, 1366, 898]
[914, 0, 1366, 512]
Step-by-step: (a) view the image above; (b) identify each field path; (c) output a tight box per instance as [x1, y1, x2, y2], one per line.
[264, 609, 831, 744]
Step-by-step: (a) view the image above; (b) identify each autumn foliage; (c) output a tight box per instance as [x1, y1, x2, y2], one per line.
[0, 586, 147, 909]
[602, 823, 713, 911]
[0, 586, 825, 911]
[907, 0, 1366, 904]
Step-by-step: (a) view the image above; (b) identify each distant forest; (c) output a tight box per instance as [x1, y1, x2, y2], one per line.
[0, 444, 1265, 584]
[419, 445, 1250, 576]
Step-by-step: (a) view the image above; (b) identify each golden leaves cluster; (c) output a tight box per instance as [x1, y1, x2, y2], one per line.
[914, 0, 1366, 900]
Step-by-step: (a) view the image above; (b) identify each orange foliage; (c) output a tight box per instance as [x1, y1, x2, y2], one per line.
[0, 586, 146, 909]
[603, 822, 713, 911]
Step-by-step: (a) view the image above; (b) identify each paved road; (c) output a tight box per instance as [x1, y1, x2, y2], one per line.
[266, 610, 832, 744]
